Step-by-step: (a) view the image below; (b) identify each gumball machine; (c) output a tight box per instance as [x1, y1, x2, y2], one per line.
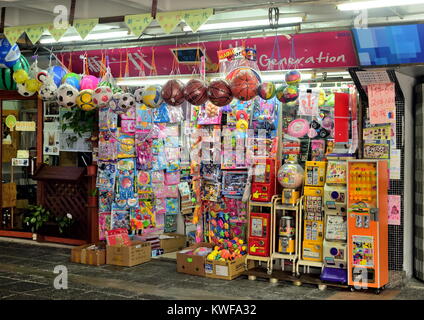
[277, 161, 304, 205]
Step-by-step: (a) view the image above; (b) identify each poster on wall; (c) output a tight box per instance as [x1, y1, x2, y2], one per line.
[59, 132, 92, 152]
[388, 195, 401, 226]
[363, 142, 390, 159]
[390, 149, 401, 180]
[43, 130, 60, 155]
[352, 235, 374, 267]
[363, 125, 391, 141]
[44, 101, 60, 117]
[368, 83, 396, 124]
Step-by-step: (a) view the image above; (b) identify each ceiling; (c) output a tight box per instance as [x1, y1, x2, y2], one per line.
[3, 0, 424, 49]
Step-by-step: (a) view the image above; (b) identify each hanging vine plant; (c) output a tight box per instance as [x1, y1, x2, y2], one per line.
[61, 108, 97, 137]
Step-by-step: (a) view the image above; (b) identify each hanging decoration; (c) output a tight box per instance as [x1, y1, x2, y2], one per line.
[73, 18, 99, 40]
[156, 11, 184, 34]
[124, 13, 153, 38]
[47, 24, 69, 42]
[182, 8, 214, 33]
[24, 24, 49, 44]
[3, 26, 25, 45]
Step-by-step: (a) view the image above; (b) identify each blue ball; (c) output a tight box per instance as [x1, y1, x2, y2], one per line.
[0, 38, 21, 68]
[64, 76, 80, 90]
[48, 66, 67, 87]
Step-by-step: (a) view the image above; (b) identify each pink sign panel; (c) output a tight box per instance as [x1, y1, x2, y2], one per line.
[58, 30, 357, 78]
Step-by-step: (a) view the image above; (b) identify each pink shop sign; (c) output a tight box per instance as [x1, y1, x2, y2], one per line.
[58, 30, 357, 78]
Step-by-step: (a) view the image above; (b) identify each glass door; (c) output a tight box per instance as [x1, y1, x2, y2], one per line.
[1, 99, 38, 231]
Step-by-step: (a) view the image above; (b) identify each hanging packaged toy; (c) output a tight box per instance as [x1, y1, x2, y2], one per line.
[164, 171, 180, 185]
[99, 212, 111, 241]
[152, 182, 167, 198]
[222, 171, 249, 198]
[168, 106, 184, 123]
[136, 103, 154, 132]
[98, 131, 117, 161]
[121, 107, 136, 133]
[166, 198, 179, 215]
[153, 103, 170, 123]
[151, 170, 165, 183]
[99, 189, 114, 214]
[99, 107, 117, 131]
[96, 161, 116, 191]
[164, 214, 178, 233]
[117, 130, 135, 158]
[311, 140, 326, 161]
[197, 101, 222, 125]
[136, 137, 153, 171]
[200, 164, 221, 182]
[202, 181, 221, 202]
[137, 170, 153, 199]
[116, 158, 136, 200]
[164, 185, 179, 198]
[154, 198, 167, 214]
[111, 203, 130, 230]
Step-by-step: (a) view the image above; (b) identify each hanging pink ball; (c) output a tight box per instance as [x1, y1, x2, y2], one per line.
[80, 75, 99, 90]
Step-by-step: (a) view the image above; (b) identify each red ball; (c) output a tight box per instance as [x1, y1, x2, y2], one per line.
[184, 79, 208, 105]
[230, 69, 259, 101]
[161, 79, 185, 106]
[207, 80, 233, 107]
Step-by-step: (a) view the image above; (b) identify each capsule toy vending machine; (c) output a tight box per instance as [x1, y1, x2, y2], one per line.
[347, 160, 389, 292]
[250, 158, 276, 202]
[301, 161, 327, 262]
[321, 160, 348, 284]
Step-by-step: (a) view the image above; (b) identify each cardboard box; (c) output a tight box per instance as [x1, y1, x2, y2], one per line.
[176, 242, 214, 276]
[205, 256, 253, 280]
[106, 241, 151, 267]
[160, 233, 187, 253]
[71, 243, 106, 266]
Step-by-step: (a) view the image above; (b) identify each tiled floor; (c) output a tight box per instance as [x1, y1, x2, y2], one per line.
[0, 239, 423, 300]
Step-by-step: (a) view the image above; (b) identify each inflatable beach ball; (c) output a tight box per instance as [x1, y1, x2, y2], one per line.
[285, 70, 302, 85]
[142, 85, 163, 108]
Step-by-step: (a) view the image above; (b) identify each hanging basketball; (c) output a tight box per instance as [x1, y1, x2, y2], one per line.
[207, 79, 233, 107]
[258, 82, 276, 100]
[161, 79, 185, 106]
[229, 68, 260, 101]
[184, 79, 208, 106]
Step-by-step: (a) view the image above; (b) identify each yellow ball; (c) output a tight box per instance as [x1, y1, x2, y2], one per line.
[25, 79, 41, 92]
[76, 89, 95, 111]
[13, 69, 29, 84]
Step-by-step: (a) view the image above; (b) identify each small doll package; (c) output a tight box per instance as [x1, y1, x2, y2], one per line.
[96, 161, 116, 191]
[116, 158, 136, 200]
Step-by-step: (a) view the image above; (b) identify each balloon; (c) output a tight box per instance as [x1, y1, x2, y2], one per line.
[12, 69, 29, 84]
[80, 75, 99, 90]
[48, 65, 67, 87]
[0, 38, 21, 68]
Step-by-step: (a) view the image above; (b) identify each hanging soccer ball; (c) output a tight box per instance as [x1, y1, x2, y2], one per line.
[92, 86, 113, 107]
[109, 92, 126, 114]
[57, 83, 79, 108]
[17, 82, 36, 97]
[142, 85, 163, 108]
[38, 81, 57, 101]
[134, 87, 145, 104]
[76, 89, 96, 111]
[118, 92, 136, 110]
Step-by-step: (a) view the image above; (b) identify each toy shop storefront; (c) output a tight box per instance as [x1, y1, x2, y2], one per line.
[0, 22, 414, 291]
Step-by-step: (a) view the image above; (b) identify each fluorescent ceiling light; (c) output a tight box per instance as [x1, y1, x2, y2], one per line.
[338, 0, 424, 11]
[183, 17, 303, 32]
[40, 30, 130, 44]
